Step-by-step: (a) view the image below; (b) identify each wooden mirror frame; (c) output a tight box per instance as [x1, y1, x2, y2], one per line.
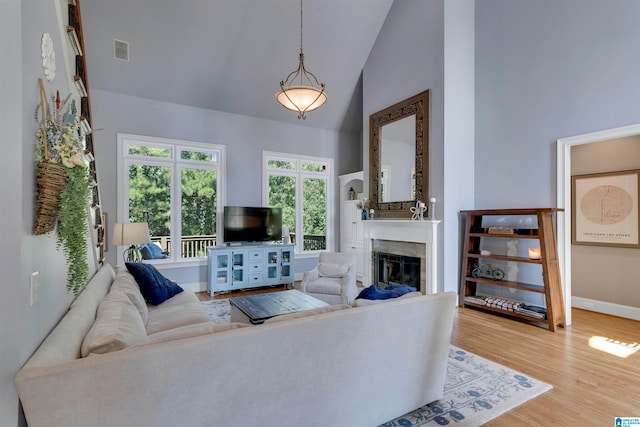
[369, 89, 430, 218]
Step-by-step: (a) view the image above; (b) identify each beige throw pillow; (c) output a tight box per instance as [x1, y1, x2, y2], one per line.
[81, 290, 148, 357]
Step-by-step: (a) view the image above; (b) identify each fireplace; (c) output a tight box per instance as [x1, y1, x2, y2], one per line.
[374, 252, 420, 289]
[363, 220, 439, 294]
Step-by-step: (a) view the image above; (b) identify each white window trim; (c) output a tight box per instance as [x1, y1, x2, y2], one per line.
[117, 133, 226, 267]
[262, 151, 333, 258]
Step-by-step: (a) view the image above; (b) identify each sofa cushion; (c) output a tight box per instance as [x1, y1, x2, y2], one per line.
[145, 291, 211, 335]
[351, 291, 422, 307]
[356, 284, 417, 300]
[145, 322, 250, 345]
[111, 270, 149, 324]
[81, 290, 148, 357]
[263, 304, 350, 324]
[318, 262, 349, 278]
[126, 262, 183, 305]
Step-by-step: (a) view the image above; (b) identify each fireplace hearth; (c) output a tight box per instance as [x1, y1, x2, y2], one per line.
[374, 252, 420, 289]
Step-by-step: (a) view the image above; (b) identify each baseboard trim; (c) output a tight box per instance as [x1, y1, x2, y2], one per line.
[571, 296, 640, 321]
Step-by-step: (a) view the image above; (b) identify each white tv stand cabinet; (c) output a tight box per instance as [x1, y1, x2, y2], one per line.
[207, 244, 295, 296]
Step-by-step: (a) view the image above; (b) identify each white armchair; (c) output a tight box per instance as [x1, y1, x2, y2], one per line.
[295, 252, 358, 305]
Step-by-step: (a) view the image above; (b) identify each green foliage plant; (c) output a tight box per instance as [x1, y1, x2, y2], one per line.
[56, 164, 91, 296]
[34, 83, 94, 295]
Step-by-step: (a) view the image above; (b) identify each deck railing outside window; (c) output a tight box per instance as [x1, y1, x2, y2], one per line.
[150, 234, 326, 258]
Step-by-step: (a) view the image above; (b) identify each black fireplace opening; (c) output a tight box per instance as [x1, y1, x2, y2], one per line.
[374, 252, 420, 289]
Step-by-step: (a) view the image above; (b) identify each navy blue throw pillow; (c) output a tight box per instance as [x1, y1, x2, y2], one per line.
[356, 284, 417, 300]
[125, 262, 183, 305]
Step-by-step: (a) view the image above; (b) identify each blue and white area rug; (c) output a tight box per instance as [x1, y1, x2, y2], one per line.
[200, 300, 552, 426]
[381, 346, 552, 426]
[200, 299, 231, 325]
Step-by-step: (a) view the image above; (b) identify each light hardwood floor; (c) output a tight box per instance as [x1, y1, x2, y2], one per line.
[198, 288, 639, 425]
[452, 307, 639, 426]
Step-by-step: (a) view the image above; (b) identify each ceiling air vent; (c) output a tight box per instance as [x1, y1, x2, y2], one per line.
[114, 39, 129, 61]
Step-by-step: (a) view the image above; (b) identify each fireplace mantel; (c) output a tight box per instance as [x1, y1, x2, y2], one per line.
[363, 220, 440, 294]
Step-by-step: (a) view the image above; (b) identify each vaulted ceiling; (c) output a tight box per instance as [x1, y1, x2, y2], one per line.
[81, 0, 394, 133]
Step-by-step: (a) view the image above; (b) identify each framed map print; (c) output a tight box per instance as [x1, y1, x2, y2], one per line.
[572, 169, 640, 248]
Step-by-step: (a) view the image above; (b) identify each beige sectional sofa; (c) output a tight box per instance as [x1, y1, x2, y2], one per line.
[16, 263, 457, 427]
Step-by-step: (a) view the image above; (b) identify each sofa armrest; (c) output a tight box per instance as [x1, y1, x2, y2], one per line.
[296, 267, 319, 292]
[339, 264, 358, 302]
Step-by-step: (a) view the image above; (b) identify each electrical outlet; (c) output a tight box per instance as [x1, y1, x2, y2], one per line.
[30, 272, 39, 306]
[583, 301, 594, 309]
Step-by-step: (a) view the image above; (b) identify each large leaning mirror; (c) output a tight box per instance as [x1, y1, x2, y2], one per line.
[369, 89, 430, 218]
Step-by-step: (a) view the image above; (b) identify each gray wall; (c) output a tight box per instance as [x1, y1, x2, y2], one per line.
[475, 0, 640, 310]
[363, 0, 475, 293]
[475, 0, 640, 207]
[91, 89, 360, 287]
[3, 0, 90, 425]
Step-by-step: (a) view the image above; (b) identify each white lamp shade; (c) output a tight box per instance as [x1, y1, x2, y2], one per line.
[112, 222, 150, 246]
[276, 86, 327, 113]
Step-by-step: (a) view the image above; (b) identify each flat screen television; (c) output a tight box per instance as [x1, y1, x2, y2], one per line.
[223, 206, 282, 244]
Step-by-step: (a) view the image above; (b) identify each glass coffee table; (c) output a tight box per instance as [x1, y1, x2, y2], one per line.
[229, 290, 328, 325]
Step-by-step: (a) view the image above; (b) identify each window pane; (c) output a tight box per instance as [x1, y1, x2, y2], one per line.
[180, 149, 219, 162]
[267, 159, 296, 170]
[128, 164, 171, 253]
[181, 168, 217, 258]
[128, 145, 171, 158]
[301, 162, 326, 173]
[268, 174, 296, 239]
[302, 178, 327, 251]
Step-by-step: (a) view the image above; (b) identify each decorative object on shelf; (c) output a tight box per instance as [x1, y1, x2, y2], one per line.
[275, 0, 326, 119]
[356, 198, 370, 220]
[65, 26, 83, 56]
[528, 247, 541, 260]
[34, 78, 93, 295]
[369, 209, 375, 220]
[73, 75, 88, 97]
[480, 249, 491, 256]
[348, 187, 356, 200]
[410, 200, 426, 220]
[112, 222, 151, 263]
[572, 169, 640, 248]
[428, 197, 436, 219]
[471, 262, 505, 281]
[281, 227, 291, 244]
[487, 226, 516, 235]
[41, 33, 56, 82]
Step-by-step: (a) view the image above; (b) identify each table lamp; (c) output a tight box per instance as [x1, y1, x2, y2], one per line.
[112, 222, 150, 263]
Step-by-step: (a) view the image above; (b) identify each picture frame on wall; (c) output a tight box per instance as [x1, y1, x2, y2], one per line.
[572, 169, 640, 248]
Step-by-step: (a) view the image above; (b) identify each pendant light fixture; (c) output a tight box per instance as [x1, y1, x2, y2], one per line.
[275, 0, 327, 119]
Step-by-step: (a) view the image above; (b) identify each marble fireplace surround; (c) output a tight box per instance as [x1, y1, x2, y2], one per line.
[363, 220, 440, 294]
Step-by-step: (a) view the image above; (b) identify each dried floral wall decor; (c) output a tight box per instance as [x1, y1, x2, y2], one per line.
[34, 78, 93, 295]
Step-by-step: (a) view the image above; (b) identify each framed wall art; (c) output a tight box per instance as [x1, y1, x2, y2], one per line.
[572, 169, 640, 248]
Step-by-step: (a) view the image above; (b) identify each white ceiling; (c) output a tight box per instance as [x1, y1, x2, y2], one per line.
[80, 0, 394, 132]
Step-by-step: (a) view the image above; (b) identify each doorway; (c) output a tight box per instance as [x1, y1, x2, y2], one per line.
[556, 123, 640, 326]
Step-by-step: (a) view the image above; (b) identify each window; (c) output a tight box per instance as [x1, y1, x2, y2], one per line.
[263, 152, 333, 256]
[117, 134, 225, 263]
